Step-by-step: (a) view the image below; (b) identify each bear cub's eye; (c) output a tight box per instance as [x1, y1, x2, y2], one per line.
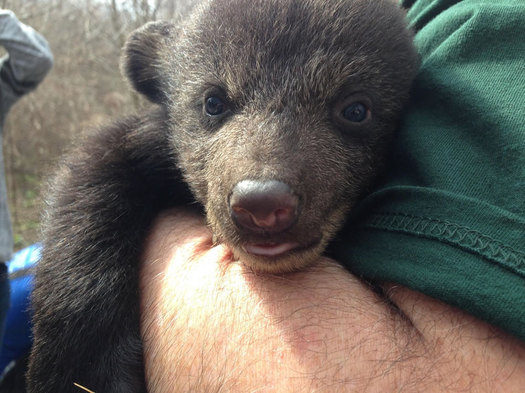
[201, 88, 232, 124]
[342, 102, 368, 123]
[333, 94, 372, 131]
[205, 96, 225, 116]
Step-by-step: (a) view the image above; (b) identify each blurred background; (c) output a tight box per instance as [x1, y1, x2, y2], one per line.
[2, 0, 197, 250]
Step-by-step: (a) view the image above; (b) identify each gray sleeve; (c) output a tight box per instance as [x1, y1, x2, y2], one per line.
[0, 9, 53, 113]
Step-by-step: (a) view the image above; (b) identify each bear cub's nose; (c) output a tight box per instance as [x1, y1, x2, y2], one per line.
[230, 180, 298, 234]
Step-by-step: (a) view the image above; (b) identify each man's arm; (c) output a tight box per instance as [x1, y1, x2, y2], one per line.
[140, 209, 525, 393]
[0, 10, 53, 113]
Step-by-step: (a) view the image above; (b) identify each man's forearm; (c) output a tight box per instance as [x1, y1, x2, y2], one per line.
[140, 209, 525, 393]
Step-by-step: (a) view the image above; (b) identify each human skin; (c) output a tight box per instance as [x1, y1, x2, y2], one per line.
[140, 209, 525, 393]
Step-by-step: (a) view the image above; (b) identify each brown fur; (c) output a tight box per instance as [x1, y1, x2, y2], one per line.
[28, 1, 419, 392]
[125, 0, 418, 272]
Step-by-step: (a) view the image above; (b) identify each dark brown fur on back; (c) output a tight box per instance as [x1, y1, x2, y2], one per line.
[28, 1, 418, 392]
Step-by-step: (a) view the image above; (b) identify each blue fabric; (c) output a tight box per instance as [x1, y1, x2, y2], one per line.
[0, 244, 39, 374]
[0, 263, 9, 373]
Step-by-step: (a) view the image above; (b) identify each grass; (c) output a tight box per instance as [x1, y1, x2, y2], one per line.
[7, 173, 42, 251]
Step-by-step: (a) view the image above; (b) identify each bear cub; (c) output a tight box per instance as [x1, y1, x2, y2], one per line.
[28, 0, 419, 392]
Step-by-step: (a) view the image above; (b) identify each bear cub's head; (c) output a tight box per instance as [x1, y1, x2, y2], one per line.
[123, 0, 419, 273]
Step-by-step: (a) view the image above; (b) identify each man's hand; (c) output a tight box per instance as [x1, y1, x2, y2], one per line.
[140, 208, 525, 393]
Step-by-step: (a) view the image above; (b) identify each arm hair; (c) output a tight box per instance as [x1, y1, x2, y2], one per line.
[140, 208, 525, 393]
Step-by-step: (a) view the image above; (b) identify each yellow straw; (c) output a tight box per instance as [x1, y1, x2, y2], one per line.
[73, 382, 95, 393]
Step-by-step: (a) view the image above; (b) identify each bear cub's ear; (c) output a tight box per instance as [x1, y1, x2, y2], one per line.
[121, 21, 174, 104]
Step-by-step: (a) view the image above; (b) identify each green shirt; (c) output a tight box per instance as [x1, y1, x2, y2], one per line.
[335, 0, 525, 341]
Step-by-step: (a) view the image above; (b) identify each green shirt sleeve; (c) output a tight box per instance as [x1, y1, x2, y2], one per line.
[334, 0, 525, 341]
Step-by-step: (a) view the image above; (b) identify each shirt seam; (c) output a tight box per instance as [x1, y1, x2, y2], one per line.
[362, 212, 525, 277]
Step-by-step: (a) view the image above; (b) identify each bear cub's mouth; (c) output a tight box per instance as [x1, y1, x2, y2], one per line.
[234, 237, 323, 272]
[242, 241, 301, 257]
